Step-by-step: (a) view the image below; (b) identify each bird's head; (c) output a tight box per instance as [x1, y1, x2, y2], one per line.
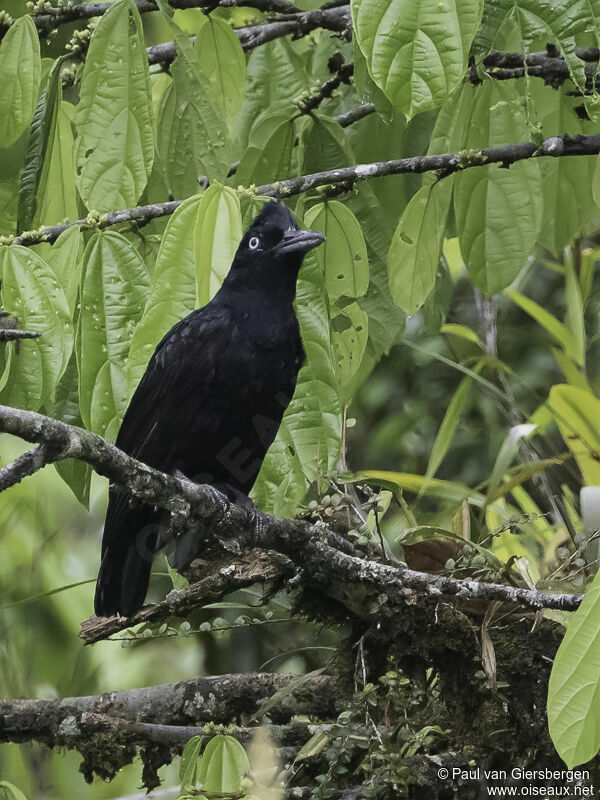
[225, 201, 325, 294]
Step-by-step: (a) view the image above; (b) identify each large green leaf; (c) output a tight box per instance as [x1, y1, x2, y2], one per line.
[453, 81, 543, 294]
[548, 567, 600, 768]
[45, 353, 92, 507]
[387, 180, 453, 314]
[531, 83, 597, 255]
[127, 187, 241, 397]
[78, 232, 150, 438]
[197, 735, 250, 794]
[302, 114, 404, 360]
[17, 62, 62, 233]
[156, 11, 231, 199]
[194, 184, 242, 306]
[74, 0, 154, 211]
[253, 251, 342, 516]
[235, 39, 309, 149]
[234, 107, 297, 188]
[305, 201, 369, 300]
[195, 17, 246, 120]
[0, 247, 73, 411]
[547, 384, 600, 486]
[351, 0, 483, 118]
[0, 16, 41, 147]
[35, 226, 83, 318]
[127, 195, 202, 397]
[305, 201, 370, 394]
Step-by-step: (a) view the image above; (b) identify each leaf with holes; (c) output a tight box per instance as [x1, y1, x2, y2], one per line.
[388, 180, 452, 314]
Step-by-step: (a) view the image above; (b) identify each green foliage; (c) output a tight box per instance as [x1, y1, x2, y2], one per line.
[0, 246, 73, 410]
[74, 0, 154, 211]
[4, 0, 600, 792]
[0, 17, 40, 147]
[177, 734, 251, 799]
[352, 0, 483, 118]
[78, 231, 150, 437]
[548, 568, 600, 767]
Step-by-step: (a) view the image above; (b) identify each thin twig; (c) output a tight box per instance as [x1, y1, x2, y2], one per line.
[0, 444, 62, 492]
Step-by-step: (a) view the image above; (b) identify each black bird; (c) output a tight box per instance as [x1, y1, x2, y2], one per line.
[94, 202, 325, 617]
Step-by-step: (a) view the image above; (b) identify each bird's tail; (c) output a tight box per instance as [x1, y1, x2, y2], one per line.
[94, 503, 159, 618]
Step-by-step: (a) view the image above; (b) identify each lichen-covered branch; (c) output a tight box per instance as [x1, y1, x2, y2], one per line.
[5, 132, 600, 249]
[0, 405, 583, 634]
[80, 550, 292, 644]
[0, 672, 335, 729]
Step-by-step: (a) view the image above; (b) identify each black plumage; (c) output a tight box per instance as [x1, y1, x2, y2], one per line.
[94, 202, 325, 617]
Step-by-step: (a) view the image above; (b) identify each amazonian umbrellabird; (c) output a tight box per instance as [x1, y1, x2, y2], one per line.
[94, 201, 325, 617]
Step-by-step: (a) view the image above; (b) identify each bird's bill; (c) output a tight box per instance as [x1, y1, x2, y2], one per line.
[276, 228, 326, 255]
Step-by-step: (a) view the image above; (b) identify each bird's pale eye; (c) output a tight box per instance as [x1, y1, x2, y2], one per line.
[249, 236, 261, 250]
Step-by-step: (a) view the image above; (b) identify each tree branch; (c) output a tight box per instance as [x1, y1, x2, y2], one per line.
[0, 672, 335, 729]
[80, 550, 293, 644]
[0, 329, 40, 341]
[144, 5, 350, 64]
[5, 132, 600, 249]
[0, 443, 61, 492]
[0, 405, 584, 626]
[26, 0, 302, 37]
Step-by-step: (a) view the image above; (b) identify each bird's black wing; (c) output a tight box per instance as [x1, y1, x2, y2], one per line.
[94, 304, 234, 616]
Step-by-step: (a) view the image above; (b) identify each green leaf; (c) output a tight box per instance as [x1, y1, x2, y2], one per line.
[78, 232, 150, 437]
[195, 17, 246, 120]
[17, 61, 62, 232]
[156, 12, 231, 199]
[234, 107, 297, 188]
[35, 225, 83, 317]
[547, 384, 600, 486]
[440, 323, 482, 346]
[37, 101, 78, 228]
[127, 194, 201, 397]
[426, 377, 472, 480]
[127, 187, 241, 396]
[74, 0, 154, 211]
[505, 290, 581, 365]
[196, 735, 250, 794]
[533, 84, 597, 255]
[453, 81, 542, 294]
[351, 0, 482, 117]
[179, 735, 204, 793]
[194, 184, 242, 306]
[330, 300, 369, 397]
[305, 201, 369, 300]
[0, 781, 29, 800]
[0, 247, 73, 411]
[0, 16, 41, 147]
[564, 254, 586, 369]
[485, 423, 537, 505]
[235, 38, 309, 148]
[387, 180, 452, 314]
[358, 469, 486, 506]
[547, 567, 600, 768]
[253, 251, 342, 516]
